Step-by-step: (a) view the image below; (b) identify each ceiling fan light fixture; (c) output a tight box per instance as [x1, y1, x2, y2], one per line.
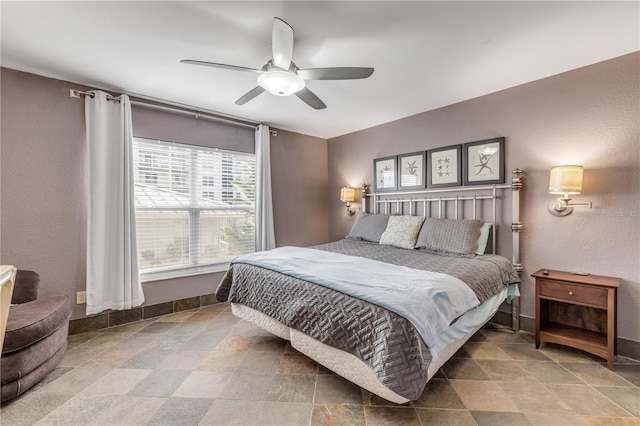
[257, 69, 305, 96]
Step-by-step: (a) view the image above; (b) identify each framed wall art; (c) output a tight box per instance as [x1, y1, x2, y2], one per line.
[463, 137, 505, 185]
[373, 156, 397, 192]
[398, 151, 426, 190]
[427, 145, 461, 188]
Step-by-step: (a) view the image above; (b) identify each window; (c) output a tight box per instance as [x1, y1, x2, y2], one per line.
[133, 137, 256, 280]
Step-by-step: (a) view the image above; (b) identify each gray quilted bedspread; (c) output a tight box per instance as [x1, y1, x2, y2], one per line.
[215, 239, 519, 401]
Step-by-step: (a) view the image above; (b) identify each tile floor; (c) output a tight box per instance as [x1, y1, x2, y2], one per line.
[1, 302, 638, 425]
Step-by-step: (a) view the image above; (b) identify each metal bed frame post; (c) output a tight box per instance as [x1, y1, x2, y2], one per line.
[360, 169, 524, 332]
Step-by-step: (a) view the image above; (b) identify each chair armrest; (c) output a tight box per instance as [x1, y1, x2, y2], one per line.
[11, 270, 40, 304]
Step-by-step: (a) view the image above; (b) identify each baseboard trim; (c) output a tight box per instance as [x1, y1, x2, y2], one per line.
[491, 311, 639, 361]
[68, 293, 217, 335]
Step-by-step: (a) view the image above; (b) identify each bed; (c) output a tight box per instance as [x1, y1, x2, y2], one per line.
[215, 169, 523, 403]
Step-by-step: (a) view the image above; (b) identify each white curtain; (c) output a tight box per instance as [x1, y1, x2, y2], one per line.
[255, 124, 276, 251]
[85, 91, 144, 315]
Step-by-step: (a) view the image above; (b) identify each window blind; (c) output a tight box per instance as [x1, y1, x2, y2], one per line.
[133, 137, 256, 280]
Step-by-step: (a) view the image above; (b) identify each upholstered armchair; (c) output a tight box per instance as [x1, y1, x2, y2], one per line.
[1, 270, 70, 402]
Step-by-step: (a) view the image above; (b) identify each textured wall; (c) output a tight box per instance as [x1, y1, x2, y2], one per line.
[0, 68, 329, 319]
[328, 52, 640, 342]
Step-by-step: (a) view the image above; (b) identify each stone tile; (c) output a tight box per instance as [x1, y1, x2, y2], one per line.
[237, 350, 283, 374]
[184, 311, 220, 322]
[516, 361, 583, 384]
[524, 413, 588, 426]
[199, 293, 218, 306]
[119, 346, 172, 369]
[249, 335, 288, 353]
[561, 362, 635, 386]
[143, 301, 174, 319]
[546, 384, 633, 418]
[363, 406, 421, 426]
[107, 318, 156, 333]
[538, 342, 594, 362]
[463, 342, 512, 360]
[169, 321, 208, 336]
[27, 367, 73, 392]
[266, 374, 316, 403]
[128, 370, 190, 397]
[475, 359, 537, 383]
[470, 410, 533, 426]
[66, 331, 103, 349]
[218, 372, 274, 400]
[68, 314, 109, 335]
[277, 353, 319, 375]
[174, 296, 200, 312]
[90, 395, 166, 425]
[197, 350, 246, 372]
[108, 307, 142, 327]
[441, 357, 490, 380]
[200, 398, 261, 425]
[254, 401, 313, 426]
[311, 403, 365, 426]
[479, 327, 528, 343]
[498, 382, 574, 414]
[155, 311, 195, 323]
[215, 334, 257, 352]
[172, 371, 232, 399]
[362, 390, 410, 407]
[314, 374, 363, 404]
[80, 368, 151, 396]
[578, 417, 640, 426]
[146, 397, 213, 426]
[611, 363, 640, 387]
[449, 380, 519, 412]
[594, 385, 640, 417]
[156, 350, 209, 370]
[0, 392, 72, 425]
[416, 408, 477, 426]
[496, 343, 552, 361]
[38, 367, 111, 394]
[183, 332, 225, 351]
[411, 378, 465, 409]
[81, 346, 142, 368]
[138, 321, 178, 334]
[35, 394, 120, 425]
[230, 320, 275, 337]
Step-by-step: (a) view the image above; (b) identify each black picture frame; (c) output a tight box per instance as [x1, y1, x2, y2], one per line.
[427, 145, 462, 188]
[463, 137, 505, 185]
[398, 151, 426, 190]
[373, 156, 398, 192]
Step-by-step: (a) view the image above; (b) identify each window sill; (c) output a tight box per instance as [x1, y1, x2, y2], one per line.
[140, 263, 230, 283]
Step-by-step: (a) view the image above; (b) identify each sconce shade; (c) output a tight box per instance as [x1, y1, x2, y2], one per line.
[340, 187, 356, 203]
[549, 165, 583, 195]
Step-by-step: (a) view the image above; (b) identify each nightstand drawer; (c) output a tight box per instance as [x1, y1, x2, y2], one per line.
[539, 279, 608, 307]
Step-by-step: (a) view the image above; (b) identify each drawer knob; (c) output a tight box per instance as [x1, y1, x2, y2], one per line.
[569, 291, 574, 296]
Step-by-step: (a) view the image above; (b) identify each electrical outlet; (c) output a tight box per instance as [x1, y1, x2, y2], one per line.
[76, 291, 86, 304]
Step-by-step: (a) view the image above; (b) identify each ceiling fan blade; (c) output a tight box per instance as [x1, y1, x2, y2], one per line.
[295, 87, 326, 110]
[298, 67, 374, 80]
[181, 59, 262, 74]
[272, 17, 293, 70]
[235, 86, 266, 105]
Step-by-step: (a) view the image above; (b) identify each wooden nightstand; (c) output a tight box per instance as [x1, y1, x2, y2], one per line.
[532, 269, 620, 369]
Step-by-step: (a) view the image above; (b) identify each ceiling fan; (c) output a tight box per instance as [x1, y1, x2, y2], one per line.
[181, 17, 374, 110]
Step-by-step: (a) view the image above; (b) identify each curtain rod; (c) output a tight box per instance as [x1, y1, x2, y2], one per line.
[69, 89, 276, 135]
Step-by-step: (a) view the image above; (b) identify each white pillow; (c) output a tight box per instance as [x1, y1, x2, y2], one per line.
[476, 222, 493, 255]
[379, 216, 426, 250]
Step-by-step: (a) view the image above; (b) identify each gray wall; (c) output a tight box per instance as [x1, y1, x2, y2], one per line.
[0, 68, 329, 319]
[328, 52, 640, 343]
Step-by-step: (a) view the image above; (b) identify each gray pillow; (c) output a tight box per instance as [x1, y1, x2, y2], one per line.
[346, 212, 391, 243]
[379, 215, 426, 249]
[416, 218, 483, 256]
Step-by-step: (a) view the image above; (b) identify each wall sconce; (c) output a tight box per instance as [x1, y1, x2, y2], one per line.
[340, 186, 357, 216]
[548, 165, 592, 216]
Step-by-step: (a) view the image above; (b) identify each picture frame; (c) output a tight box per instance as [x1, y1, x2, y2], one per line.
[398, 151, 426, 190]
[427, 145, 462, 188]
[373, 156, 397, 192]
[463, 137, 505, 185]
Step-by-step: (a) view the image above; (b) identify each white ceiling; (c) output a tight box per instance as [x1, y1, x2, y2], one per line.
[1, 1, 638, 139]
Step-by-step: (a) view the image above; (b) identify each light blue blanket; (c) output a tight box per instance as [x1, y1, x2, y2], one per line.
[232, 246, 480, 347]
